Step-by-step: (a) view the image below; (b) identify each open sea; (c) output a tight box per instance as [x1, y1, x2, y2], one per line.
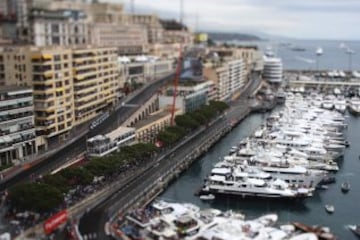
[228, 39, 360, 71]
[160, 40, 360, 239]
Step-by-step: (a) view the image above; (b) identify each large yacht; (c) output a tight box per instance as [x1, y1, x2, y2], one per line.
[348, 97, 360, 116]
[121, 200, 331, 240]
[202, 171, 313, 199]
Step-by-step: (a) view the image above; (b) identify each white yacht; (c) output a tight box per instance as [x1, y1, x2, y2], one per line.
[348, 97, 360, 116]
[334, 98, 347, 113]
[316, 47, 323, 56]
[203, 173, 312, 199]
[122, 200, 335, 240]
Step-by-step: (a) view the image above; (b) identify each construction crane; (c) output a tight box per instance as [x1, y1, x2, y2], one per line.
[170, 0, 184, 125]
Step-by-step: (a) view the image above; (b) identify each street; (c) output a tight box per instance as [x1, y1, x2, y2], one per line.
[77, 75, 262, 240]
[0, 73, 176, 192]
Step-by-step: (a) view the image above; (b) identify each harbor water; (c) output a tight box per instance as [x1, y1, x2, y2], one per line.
[160, 111, 360, 240]
[233, 39, 360, 71]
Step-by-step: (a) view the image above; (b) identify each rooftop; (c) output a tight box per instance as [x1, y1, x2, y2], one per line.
[0, 86, 32, 95]
[106, 126, 135, 141]
[134, 110, 172, 129]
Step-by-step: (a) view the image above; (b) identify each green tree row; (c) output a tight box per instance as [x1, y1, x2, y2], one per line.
[157, 101, 229, 145]
[7, 143, 158, 213]
[7, 101, 228, 213]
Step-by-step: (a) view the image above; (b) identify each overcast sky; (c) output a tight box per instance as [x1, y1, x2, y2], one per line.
[107, 0, 360, 40]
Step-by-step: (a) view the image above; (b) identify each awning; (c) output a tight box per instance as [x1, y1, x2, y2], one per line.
[42, 54, 53, 60]
[74, 59, 84, 63]
[43, 72, 53, 78]
[56, 87, 64, 92]
[31, 54, 42, 60]
[75, 75, 84, 80]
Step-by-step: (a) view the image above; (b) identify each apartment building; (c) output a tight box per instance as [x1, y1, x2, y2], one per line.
[0, 86, 37, 166]
[160, 19, 193, 46]
[128, 14, 164, 44]
[203, 64, 231, 102]
[159, 79, 212, 113]
[30, 8, 91, 46]
[91, 23, 148, 55]
[31, 0, 125, 24]
[0, 47, 33, 87]
[209, 47, 263, 75]
[118, 59, 174, 90]
[72, 47, 118, 125]
[228, 59, 246, 99]
[31, 48, 74, 149]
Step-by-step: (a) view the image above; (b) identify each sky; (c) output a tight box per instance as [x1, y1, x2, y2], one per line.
[106, 0, 360, 40]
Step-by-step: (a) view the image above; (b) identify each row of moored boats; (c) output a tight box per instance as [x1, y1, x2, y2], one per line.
[199, 92, 349, 200]
[121, 200, 336, 240]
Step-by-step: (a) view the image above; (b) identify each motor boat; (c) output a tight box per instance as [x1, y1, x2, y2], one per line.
[341, 181, 350, 193]
[199, 194, 215, 201]
[348, 225, 360, 237]
[325, 204, 335, 214]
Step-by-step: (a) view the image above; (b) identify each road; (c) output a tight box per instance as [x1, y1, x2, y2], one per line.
[0, 72, 176, 191]
[78, 75, 262, 240]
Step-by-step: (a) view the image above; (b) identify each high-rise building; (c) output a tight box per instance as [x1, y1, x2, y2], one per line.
[1, 45, 120, 148]
[0, 86, 37, 166]
[128, 14, 164, 44]
[160, 19, 193, 46]
[72, 46, 118, 125]
[16, 0, 33, 43]
[90, 23, 148, 55]
[0, 47, 33, 87]
[31, 48, 74, 149]
[203, 58, 246, 102]
[30, 8, 91, 46]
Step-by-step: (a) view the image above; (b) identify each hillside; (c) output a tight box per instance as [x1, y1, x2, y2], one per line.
[207, 32, 262, 42]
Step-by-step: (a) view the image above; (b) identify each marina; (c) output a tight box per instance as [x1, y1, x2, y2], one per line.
[122, 200, 336, 240]
[160, 100, 360, 239]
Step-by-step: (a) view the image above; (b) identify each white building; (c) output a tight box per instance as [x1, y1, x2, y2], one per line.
[86, 126, 136, 157]
[228, 59, 246, 97]
[30, 8, 91, 46]
[0, 86, 37, 166]
[263, 53, 283, 84]
[159, 80, 213, 113]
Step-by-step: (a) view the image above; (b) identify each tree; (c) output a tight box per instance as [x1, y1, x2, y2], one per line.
[189, 111, 207, 125]
[8, 183, 63, 213]
[43, 174, 69, 193]
[157, 130, 178, 145]
[174, 114, 200, 130]
[60, 167, 94, 186]
[209, 100, 229, 113]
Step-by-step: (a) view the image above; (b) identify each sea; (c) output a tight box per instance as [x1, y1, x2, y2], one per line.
[160, 40, 360, 239]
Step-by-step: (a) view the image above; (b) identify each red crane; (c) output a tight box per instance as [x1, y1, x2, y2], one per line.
[170, 0, 185, 125]
[170, 46, 183, 125]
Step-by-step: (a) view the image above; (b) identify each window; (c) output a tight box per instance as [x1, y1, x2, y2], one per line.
[52, 36, 60, 44]
[55, 64, 61, 70]
[54, 55, 61, 61]
[51, 24, 59, 33]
